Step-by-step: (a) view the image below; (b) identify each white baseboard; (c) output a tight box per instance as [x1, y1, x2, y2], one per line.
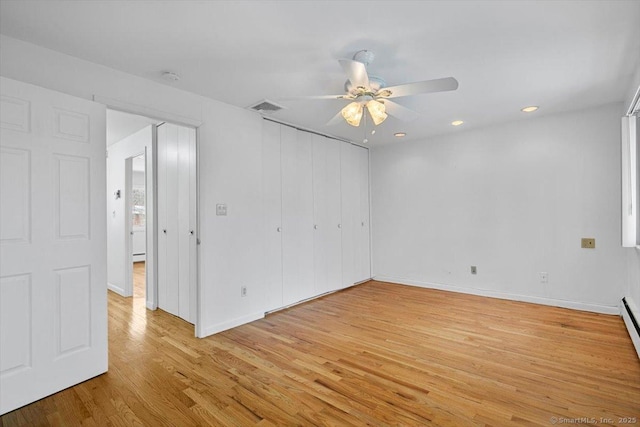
[622, 297, 640, 359]
[373, 276, 620, 315]
[146, 300, 156, 310]
[198, 311, 265, 338]
[107, 282, 126, 296]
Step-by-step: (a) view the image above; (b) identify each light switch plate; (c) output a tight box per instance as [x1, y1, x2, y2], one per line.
[216, 204, 227, 216]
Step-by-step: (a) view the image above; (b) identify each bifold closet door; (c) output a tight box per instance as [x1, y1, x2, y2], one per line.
[157, 124, 178, 316]
[312, 134, 342, 295]
[340, 142, 358, 288]
[177, 125, 196, 323]
[262, 120, 283, 311]
[281, 127, 314, 306]
[341, 142, 371, 286]
[157, 123, 196, 323]
[356, 146, 371, 282]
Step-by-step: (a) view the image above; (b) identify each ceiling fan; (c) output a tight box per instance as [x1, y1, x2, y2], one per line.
[285, 50, 459, 128]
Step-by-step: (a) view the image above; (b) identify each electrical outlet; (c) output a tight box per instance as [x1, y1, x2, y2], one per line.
[470, 266, 477, 275]
[581, 238, 595, 249]
[539, 272, 548, 283]
[241, 286, 247, 297]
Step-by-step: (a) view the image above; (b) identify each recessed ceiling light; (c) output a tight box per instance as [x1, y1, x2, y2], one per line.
[521, 106, 538, 113]
[161, 71, 181, 82]
[451, 120, 464, 126]
[394, 132, 406, 138]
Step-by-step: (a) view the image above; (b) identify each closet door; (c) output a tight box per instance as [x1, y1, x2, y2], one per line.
[312, 135, 342, 295]
[262, 121, 283, 311]
[356, 146, 371, 282]
[177, 126, 196, 323]
[340, 142, 359, 288]
[158, 124, 179, 317]
[157, 123, 195, 323]
[157, 124, 171, 314]
[281, 128, 314, 306]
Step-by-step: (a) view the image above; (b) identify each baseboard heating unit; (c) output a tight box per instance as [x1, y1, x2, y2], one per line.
[622, 297, 640, 359]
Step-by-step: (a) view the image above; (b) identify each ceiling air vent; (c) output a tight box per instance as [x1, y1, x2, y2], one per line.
[248, 99, 286, 114]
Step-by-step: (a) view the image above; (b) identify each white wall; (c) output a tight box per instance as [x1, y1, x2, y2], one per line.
[0, 35, 266, 337]
[371, 103, 627, 313]
[198, 103, 266, 335]
[106, 126, 151, 298]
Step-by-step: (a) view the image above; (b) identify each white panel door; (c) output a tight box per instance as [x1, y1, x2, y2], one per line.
[312, 135, 342, 295]
[340, 142, 358, 288]
[281, 127, 314, 306]
[262, 120, 283, 311]
[0, 77, 107, 414]
[356, 145, 371, 282]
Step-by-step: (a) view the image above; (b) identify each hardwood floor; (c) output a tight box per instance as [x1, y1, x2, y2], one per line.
[2, 281, 639, 426]
[133, 261, 145, 299]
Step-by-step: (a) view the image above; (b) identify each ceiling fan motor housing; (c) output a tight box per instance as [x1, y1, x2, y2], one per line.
[353, 50, 375, 66]
[344, 75, 386, 95]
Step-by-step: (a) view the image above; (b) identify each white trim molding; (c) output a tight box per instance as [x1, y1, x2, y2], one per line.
[373, 276, 620, 315]
[107, 282, 127, 297]
[199, 311, 265, 338]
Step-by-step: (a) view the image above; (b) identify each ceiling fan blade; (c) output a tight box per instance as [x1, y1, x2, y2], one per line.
[339, 59, 370, 88]
[326, 111, 345, 126]
[381, 100, 420, 122]
[381, 77, 458, 99]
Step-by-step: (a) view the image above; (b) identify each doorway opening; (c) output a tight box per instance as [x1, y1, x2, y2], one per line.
[130, 153, 146, 303]
[106, 109, 198, 328]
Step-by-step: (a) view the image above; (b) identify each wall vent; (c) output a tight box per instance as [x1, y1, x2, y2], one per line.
[248, 99, 286, 114]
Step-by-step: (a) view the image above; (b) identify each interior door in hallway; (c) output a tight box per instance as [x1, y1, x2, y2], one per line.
[0, 77, 107, 414]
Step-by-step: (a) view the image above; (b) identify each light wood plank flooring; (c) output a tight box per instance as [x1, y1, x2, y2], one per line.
[133, 261, 145, 299]
[2, 281, 639, 426]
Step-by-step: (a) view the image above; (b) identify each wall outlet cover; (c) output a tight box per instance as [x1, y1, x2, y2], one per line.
[216, 204, 227, 216]
[581, 238, 595, 249]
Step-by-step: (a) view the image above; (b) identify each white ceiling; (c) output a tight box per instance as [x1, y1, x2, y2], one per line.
[1, 0, 639, 146]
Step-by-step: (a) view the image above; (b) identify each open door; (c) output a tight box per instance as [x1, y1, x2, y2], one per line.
[0, 77, 107, 414]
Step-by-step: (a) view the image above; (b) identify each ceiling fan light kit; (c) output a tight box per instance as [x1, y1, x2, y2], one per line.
[284, 49, 459, 140]
[341, 101, 363, 126]
[366, 100, 388, 125]
[341, 99, 388, 127]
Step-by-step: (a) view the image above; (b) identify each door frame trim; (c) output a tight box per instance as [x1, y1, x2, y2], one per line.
[100, 97, 201, 335]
